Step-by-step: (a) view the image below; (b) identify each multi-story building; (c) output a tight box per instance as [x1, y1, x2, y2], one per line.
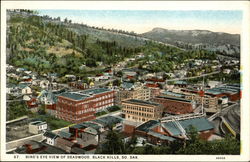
[152, 96, 195, 115]
[115, 85, 151, 105]
[122, 99, 163, 123]
[56, 88, 115, 123]
[180, 88, 219, 113]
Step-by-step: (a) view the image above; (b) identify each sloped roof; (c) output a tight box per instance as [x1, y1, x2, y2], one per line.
[136, 120, 159, 132]
[148, 131, 176, 142]
[59, 131, 72, 139]
[93, 116, 122, 127]
[43, 131, 58, 139]
[162, 117, 214, 136]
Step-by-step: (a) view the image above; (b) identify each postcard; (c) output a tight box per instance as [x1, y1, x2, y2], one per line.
[1, 1, 250, 161]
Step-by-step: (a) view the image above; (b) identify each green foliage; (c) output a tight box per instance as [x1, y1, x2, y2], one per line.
[7, 101, 30, 120]
[7, 11, 143, 77]
[107, 105, 121, 112]
[98, 130, 125, 154]
[30, 114, 72, 130]
[95, 111, 108, 117]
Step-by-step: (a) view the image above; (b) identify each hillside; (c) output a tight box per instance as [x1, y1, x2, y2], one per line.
[6, 10, 228, 78]
[6, 10, 144, 77]
[141, 27, 240, 57]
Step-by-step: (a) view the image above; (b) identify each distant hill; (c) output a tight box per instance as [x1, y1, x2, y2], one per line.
[141, 27, 240, 57]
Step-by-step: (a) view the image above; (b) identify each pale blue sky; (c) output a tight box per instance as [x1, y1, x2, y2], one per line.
[38, 10, 242, 34]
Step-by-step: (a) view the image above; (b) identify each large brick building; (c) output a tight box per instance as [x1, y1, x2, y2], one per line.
[56, 88, 115, 123]
[152, 96, 195, 115]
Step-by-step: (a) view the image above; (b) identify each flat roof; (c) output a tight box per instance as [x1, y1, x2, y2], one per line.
[79, 88, 112, 95]
[59, 92, 89, 101]
[59, 88, 112, 101]
[93, 116, 122, 127]
[30, 121, 46, 126]
[155, 96, 192, 103]
[123, 99, 160, 107]
[163, 91, 185, 98]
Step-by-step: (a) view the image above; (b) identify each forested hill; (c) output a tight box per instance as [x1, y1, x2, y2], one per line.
[141, 27, 240, 57]
[7, 10, 222, 78]
[6, 10, 145, 76]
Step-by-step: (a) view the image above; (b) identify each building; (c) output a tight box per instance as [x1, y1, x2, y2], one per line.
[92, 115, 123, 131]
[55, 137, 77, 153]
[43, 131, 59, 146]
[28, 121, 47, 134]
[56, 88, 115, 123]
[134, 117, 214, 144]
[13, 140, 67, 154]
[115, 84, 151, 105]
[180, 88, 219, 113]
[152, 96, 195, 115]
[122, 99, 163, 123]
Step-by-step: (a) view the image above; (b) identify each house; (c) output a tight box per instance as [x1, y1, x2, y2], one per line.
[29, 121, 47, 134]
[40, 80, 50, 89]
[69, 122, 102, 146]
[26, 98, 39, 112]
[16, 67, 26, 73]
[13, 140, 67, 154]
[18, 83, 32, 94]
[43, 131, 59, 146]
[55, 137, 77, 153]
[6, 84, 19, 95]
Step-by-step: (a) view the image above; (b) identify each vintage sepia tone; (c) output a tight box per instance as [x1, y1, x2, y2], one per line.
[1, 1, 250, 162]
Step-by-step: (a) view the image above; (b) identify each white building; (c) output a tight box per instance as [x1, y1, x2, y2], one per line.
[43, 131, 59, 146]
[29, 121, 47, 134]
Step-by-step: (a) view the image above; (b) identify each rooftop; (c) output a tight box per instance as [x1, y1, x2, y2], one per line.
[123, 99, 160, 107]
[92, 116, 123, 127]
[43, 131, 58, 139]
[162, 117, 214, 136]
[155, 95, 192, 103]
[59, 131, 72, 139]
[79, 88, 112, 95]
[148, 131, 176, 142]
[59, 92, 89, 101]
[29, 121, 46, 126]
[136, 120, 159, 132]
[162, 91, 185, 98]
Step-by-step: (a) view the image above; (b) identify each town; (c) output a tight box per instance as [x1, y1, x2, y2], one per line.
[5, 9, 241, 155]
[6, 53, 240, 154]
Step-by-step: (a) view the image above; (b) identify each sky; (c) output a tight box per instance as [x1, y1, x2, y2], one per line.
[38, 10, 242, 34]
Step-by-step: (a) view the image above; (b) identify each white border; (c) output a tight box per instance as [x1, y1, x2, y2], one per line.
[1, 1, 250, 161]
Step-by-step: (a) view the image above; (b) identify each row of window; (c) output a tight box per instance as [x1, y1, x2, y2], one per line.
[77, 108, 95, 114]
[123, 110, 153, 118]
[123, 105, 154, 112]
[127, 115, 148, 122]
[95, 99, 114, 106]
